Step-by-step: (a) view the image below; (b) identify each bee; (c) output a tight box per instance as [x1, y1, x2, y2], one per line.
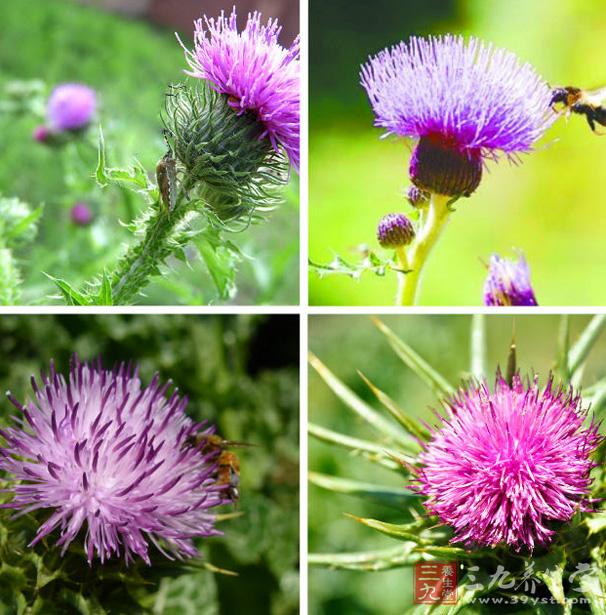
[550, 85, 606, 134]
[187, 433, 253, 503]
[156, 150, 178, 212]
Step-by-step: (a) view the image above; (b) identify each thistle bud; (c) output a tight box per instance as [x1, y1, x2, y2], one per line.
[406, 185, 429, 207]
[33, 125, 51, 143]
[377, 213, 415, 248]
[70, 202, 94, 226]
[409, 135, 483, 198]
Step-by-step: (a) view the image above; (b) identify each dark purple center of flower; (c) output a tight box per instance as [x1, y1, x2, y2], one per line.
[409, 135, 483, 197]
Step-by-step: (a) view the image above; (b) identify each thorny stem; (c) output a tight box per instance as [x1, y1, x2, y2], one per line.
[110, 179, 195, 305]
[397, 193, 451, 306]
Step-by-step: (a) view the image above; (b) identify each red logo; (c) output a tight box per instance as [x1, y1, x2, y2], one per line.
[414, 561, 458, 604]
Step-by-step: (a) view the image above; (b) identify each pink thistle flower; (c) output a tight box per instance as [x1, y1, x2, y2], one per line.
[70, 202, 94, 226]
[0, 357, 230, 565]
[179, 9, 300, 170]
[415, 373, 602, 551]
[47, 83, 96, 132]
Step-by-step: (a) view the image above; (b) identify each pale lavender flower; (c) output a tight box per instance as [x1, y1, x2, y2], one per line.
[361, 36, 556, 196]
[0, 357, 230, 564]
[179, 9, 300, 169]
[70, 202, 94, 226]
[415, 374, 602, 551]
[47, 83, 96, 131]
[484, 252, 538, 306]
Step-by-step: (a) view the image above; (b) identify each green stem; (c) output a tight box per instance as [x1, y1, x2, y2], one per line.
[397, 193, 451, 306]
[395, 246, 410, 306]
[110, 184, 194, 305]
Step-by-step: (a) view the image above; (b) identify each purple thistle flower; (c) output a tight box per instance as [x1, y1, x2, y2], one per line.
[415, 374, 602, 551]
[484, 252, 538, 306]
[32, 125, 51, 143]
[179, 9, 300, 170]
[47, 83, 96, 132]
[361, 36, 555, 197]
[70, 202, 94, 226]
[0, 357, 230, 565]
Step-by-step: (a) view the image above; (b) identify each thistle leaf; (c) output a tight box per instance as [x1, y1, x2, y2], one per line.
[568, 315, 606, 378]
[308, 422, 406, 470]
[345, 514, 430, 544]
[308, 544, 422, 571]
[308, 471, 418, 509]
[309, 250, 404, 280]
[533, 546, 566, 605]
[372, 318, 454, 398]
[44, 274, 89, 306]
[470, 315, 486, 381]
[579, 566, 606, 615]
[309, 353, 411, 445]
[358, 370, 430, 442]
[557, 315, 570, 381]
[97, 270, 113, 306]
[95, 125, 108, 187]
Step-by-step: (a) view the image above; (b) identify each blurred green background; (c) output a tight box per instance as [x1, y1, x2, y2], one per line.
[308, 314, 606, 614]
[309, 0, 606, 306]
[0, 314, 299, 614]
[0, 0, 299, 305]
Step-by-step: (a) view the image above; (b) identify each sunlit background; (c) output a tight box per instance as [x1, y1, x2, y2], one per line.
[308, 314, 606, 614]
[0, 0, 299, 305]
[309, 0, 606, 306]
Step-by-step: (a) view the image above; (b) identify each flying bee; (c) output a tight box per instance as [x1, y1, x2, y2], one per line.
[550, 85, 606, 134]
[155, 150, 178, 212]
[187, 433, 254, 503]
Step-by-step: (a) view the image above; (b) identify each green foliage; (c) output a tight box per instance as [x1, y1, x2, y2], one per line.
[309, 315, 606, 613]
[0, 315, 299, 614]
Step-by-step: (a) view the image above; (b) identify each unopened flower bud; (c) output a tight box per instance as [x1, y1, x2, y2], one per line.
[377, 213, 415, 248]
[33, 125, 51, 143]
[406, 185, 429, 207]
[70, 202, 94, 226]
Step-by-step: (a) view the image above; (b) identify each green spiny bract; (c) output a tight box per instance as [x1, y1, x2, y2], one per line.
[309, 316, 606, 613]
[162, 82, 287, 230]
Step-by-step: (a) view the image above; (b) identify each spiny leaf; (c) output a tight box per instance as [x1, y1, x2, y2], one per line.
[579, 566, 606, 615]
[97, 270, 113, 306]
[309, 353, 410, 445]
[533, 546, 566, 605]
[194, 228, 240, 301]
[4, 204, 44, 245]
[345, 514, 430, 544]
[470, 314, 486, 381]
[308, 544, 423, 571]
[309, 471, 418, 509]
[308, 422, 407, 470]
[309, 249, 405, 280]
[95, 125, 108, 187]
[44, 274, 89, 306]
[568, 315, 606, 378]
[372, 318, 455, 398]
[358, 370, 430, 442]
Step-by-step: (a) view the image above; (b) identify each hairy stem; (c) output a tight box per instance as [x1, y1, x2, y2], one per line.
[395, 246, 410, 307]
[398, 193, 450, 306]
[110, 184, 195, 305]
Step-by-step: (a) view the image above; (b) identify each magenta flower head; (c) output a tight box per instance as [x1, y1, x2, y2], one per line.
[484, 252, 538, 306]
[32, 125, 51, 143]
[47, 83, 96, 132]
[415, 373, 602, 551]
[70, 202, 94, 226]
[179, 8, 300, 169]
[361, 36, 555, 198]
[0, 357, 230, 564]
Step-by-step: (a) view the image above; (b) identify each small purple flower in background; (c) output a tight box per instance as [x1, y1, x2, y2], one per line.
[377, 213, 415, 248]
[484, 252, 538, 306]
[361, 36, 555, 197]
[0, 357, 230, 564]
[70, 202, 94, 226]
[179, 9, 300, 169]
[47, 83, 96, 132]
[415, 374, 602, 551]
[32, 125, 51, 143]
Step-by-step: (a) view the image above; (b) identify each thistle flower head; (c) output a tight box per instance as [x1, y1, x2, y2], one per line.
[70, 202, 94, 226]
[0, 357, 230, 564]
[179, 9, 300, 170]
[361, 36, 555, 197]
[47, 83, 96, 132]
[484, 252, 538, 306]
[377, 213, 415, 248]
[416, 374, 602, 551]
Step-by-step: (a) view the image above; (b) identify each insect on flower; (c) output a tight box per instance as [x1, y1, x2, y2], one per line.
[156, 149, 178, 212]
[186, 433, 253, 503]
[550, 85, 606, 134]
